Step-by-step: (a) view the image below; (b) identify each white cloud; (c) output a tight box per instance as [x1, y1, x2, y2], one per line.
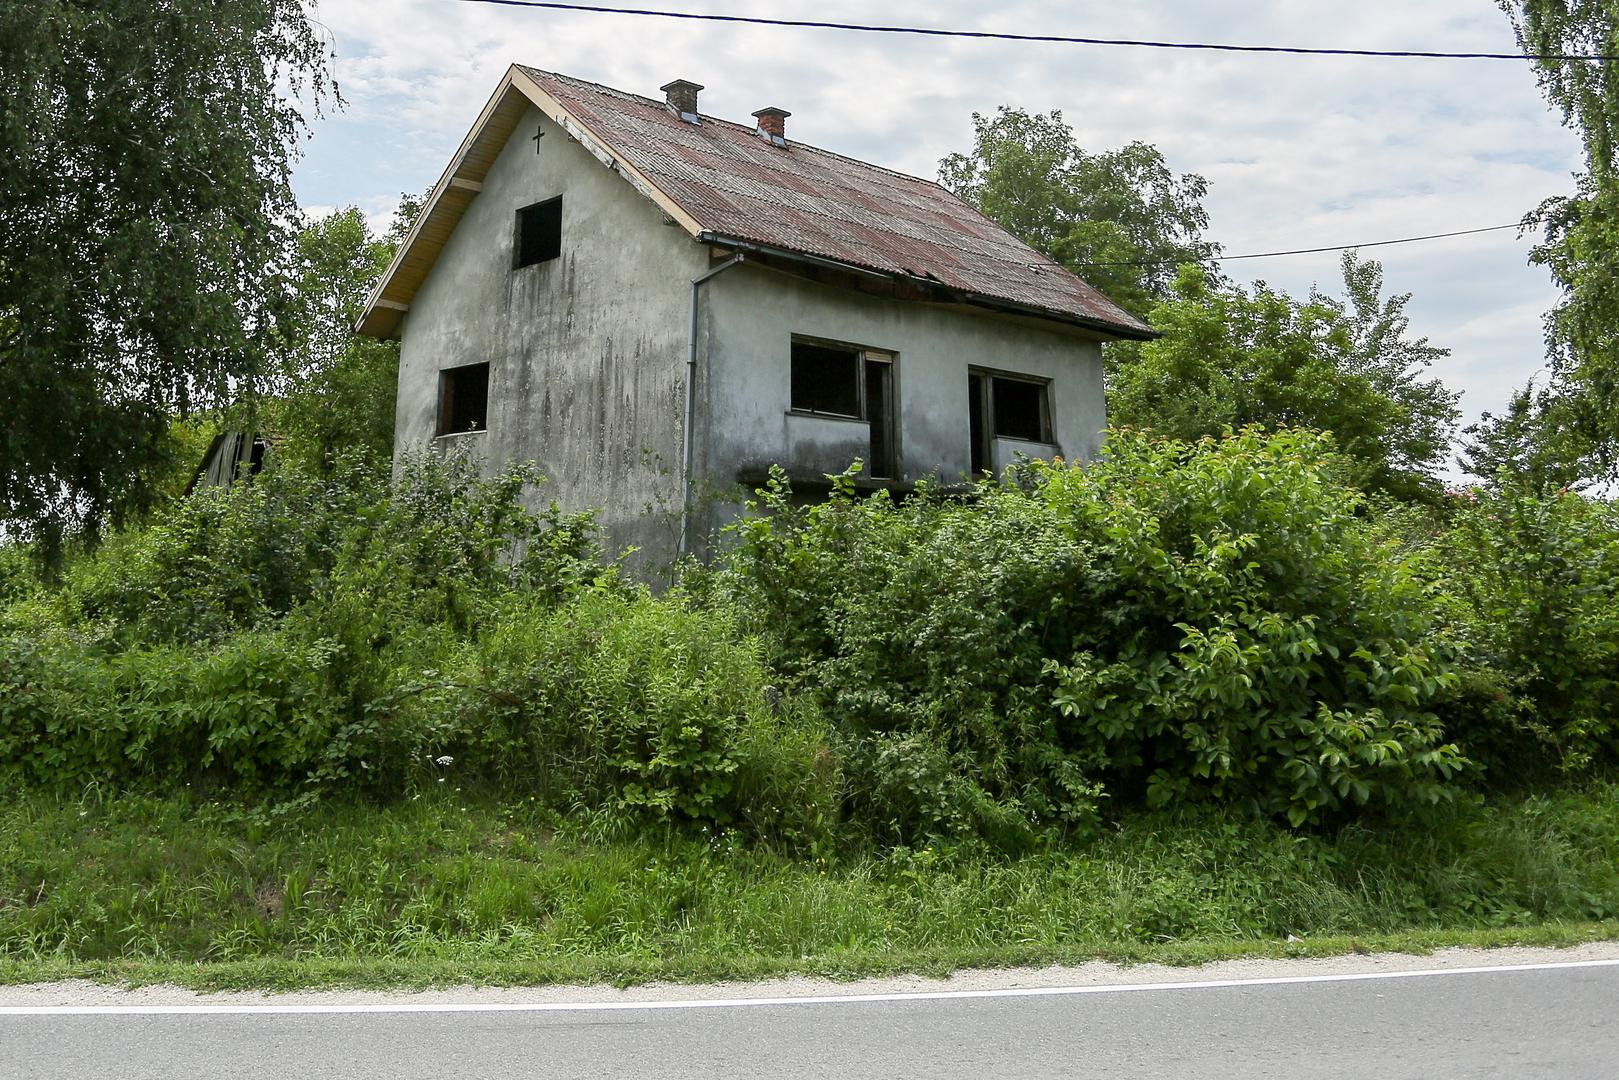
[295, 0, 1587, 448]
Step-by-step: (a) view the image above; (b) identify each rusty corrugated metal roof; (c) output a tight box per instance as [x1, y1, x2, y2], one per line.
[520, 67, 1152, 339]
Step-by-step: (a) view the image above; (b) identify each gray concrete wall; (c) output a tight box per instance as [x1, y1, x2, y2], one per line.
[692, 263, 1108, 550]
[394, 103, 708, 569]
[393, 104, 1110, 572]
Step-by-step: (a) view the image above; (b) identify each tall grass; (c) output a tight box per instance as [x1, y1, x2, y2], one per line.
[3, 784, 1615, 977]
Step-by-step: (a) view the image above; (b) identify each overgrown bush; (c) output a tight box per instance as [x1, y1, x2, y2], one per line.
[0, 451, 612, 806]
[0, 544, 33, 607]
[8, 424, 1615, 854]
[5, 450, 603, 649]
[720, 428, 1466, 844]
[1430, 484, 1619, 780]
[0, 452, 841, 839]
[0, 626, 361, 799]
[395, 589, 839, 840]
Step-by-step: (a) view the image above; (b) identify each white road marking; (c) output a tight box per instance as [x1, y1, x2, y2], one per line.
[3, 958, 1618, 1016]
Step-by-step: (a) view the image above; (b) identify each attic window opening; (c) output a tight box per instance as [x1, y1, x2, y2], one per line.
[438, 362, 490, 436]
[515, 197, 562, 268]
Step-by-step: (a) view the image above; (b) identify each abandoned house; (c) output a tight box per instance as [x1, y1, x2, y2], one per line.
[357, 66, 1153, 565]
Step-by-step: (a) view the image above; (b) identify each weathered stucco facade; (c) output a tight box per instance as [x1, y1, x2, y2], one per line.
[690, 264, 1109, 551]
[371, 67, 1151, 572]
[393, 103, 706, 564]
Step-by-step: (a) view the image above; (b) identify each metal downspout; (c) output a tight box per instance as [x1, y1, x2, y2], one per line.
[680, 253, 745, 559]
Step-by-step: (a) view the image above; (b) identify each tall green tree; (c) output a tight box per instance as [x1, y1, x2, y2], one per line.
[939, 108, 1219, 318]
[270, 200, 415, 474]
[1109, 254, 1460, 499]
[0, 0, 331, 547]
[1499, 1, 1619, 479]
[1460, 381, 1603, 493]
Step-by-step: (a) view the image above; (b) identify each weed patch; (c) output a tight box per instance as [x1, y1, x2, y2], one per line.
[2, 786, 1617, 983]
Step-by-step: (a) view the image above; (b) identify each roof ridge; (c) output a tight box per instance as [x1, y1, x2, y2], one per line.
[519, 65, 953, 194]
[505, 65, 1149, 337]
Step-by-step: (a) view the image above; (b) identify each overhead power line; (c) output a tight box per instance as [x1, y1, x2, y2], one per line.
[451, 0, 1619, 61]
[1082, 221, 1542, 268]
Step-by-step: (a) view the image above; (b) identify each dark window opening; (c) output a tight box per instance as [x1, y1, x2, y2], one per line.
[515, 197, 562, 268]
[970, 370, 1052, 473]
[438, 362, 490, 435]
[865, 358, 895, 479]
[246, 435, 269, 474]
[790, 341, 862, 418]
[969, 372, 988, 474]
[992, 376, 1049, 442]
[791, 339, 899, 478]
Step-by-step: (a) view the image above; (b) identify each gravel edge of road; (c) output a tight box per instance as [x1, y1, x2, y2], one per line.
[6, 942, 1619, 1007]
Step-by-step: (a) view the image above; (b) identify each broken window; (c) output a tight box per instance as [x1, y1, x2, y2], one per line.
[438, 362, 490, 435]
[515, 196, 562, 268]
[969, 370, 1052, 473]
[790, 338, 898, 479]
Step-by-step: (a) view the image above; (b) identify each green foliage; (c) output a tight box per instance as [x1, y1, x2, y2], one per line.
[1429, 484, 1619, 779]
[938, 108, 1218, 318]
[720, 429, 1466, 844]
[1498, 2, 1619, 480]
[0, 451, 616, 805]
[0, 544, 32, 607]
[0, 0, 331, 547]
[401, 590, 837, 840]
[5, 424, 1614, 859]
[11, 451, 590, 649]
[0, 628, 357, 799]
[269, 206, 405, 475]
[0, 448, 842, 840]
[1109, 259, 1459, 499]
[1461, 382, 1605, 494]
[6, 785, 1618, 971]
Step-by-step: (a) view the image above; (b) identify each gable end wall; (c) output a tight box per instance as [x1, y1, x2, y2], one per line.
[393, 103, 709, 568]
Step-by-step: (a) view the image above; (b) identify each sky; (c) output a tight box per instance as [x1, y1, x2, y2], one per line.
[291, 0, 1586, 476]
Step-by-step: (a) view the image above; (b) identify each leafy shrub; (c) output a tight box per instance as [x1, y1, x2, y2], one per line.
[402, 589, 838, 840]
[0, 626, 357, 798]
[1430, 485, 1619, 779]
[7, 450, 605, 650]
[0, 451, 612, 807]
[721, 428, 1466, 844]
[0, 544, 34, 607]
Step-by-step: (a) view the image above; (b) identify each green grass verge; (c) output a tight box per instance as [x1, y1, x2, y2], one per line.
[3, 783, 1618, 991]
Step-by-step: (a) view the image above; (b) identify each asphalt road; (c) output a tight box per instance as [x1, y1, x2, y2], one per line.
[4, 960, 1617, 1079]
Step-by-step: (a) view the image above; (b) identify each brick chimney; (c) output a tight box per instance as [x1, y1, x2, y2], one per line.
[752, 107, 790, 147]
[661, 79, 703, 122]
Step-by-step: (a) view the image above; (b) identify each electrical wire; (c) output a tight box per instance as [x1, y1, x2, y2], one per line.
[449, 0, 1618, 61]
[1081, 221, 1542, 267]
[445, 0, 1558, 264]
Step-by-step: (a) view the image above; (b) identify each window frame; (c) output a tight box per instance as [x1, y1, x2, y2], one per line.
[436, 361, 491, 437]
[971, 367, 1054, 444]
[788, 336, 869, 421]
[787, 336, 900, 479]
